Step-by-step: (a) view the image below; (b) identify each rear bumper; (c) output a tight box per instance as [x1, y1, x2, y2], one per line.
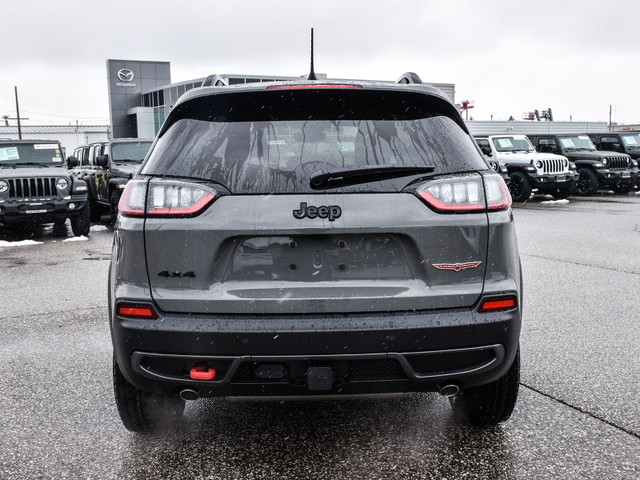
[112, 298, 521, 397]
[0, 194, 87, 225]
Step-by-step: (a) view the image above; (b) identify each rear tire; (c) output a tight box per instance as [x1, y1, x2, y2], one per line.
[113, 355, 185, 433]
[575, 168, 599, 196]
[451, 348, 520, 426]
[508, 172, 532, 202]
[70, 206, 90, 236]
[110, 191, 121, 225]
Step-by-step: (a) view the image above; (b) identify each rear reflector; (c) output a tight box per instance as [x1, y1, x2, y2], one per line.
[266, 84, 362, 90]
[190, 366, 216, 381]
[478, 296, 517, 313]
[117, 304, 158, 319]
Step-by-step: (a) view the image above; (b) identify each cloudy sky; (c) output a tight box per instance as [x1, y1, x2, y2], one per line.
[1, 0, 638, 126]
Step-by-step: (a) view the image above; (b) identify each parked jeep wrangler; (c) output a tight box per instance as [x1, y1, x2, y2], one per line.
[587, 132, 640, 190]
[475, 135, 577, 202]
[527, 134, 637, 195]
[0, 139, 89, 236]
[69, 138, 153, 223]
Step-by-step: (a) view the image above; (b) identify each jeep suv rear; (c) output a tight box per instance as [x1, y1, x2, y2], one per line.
[110, 79, 522, 431]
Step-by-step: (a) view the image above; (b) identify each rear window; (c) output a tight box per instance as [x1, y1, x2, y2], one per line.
[110, 141, 152, 163]
[142, 89, 487, 193]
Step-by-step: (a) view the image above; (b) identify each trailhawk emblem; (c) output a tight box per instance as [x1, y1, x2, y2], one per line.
[432, 261, 482, 272]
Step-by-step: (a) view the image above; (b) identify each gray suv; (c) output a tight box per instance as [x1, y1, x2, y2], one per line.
[110, 77, 522, 432]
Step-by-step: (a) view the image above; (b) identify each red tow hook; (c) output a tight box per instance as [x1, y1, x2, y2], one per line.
[189, 365, 216, 381]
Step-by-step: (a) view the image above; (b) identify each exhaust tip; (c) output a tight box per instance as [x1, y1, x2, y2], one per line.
[439, 384, 460, 397]
[179, 389, 200, 401]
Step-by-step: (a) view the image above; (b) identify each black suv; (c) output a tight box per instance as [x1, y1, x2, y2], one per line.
[110, 76, 522, 431]
[0, 139, 89, 236]
[69, 138, 153, 223]
[527, 134, 637, 195]
[587, 132, 640, 190]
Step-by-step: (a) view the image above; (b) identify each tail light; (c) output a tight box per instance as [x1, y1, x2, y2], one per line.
[119, 179, 217, 217]
[415, 174, 511, 213]
[483, 174, 512, 210]
[118, 180, 147, 216]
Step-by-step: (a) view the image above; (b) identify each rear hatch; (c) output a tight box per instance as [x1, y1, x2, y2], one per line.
[136, 85, 499, 314]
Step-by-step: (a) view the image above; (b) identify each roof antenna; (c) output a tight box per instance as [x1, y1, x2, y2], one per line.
[307, 28, 317, 80]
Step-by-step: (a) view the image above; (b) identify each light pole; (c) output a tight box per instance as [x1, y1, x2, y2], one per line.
[14, 86, 22, 140]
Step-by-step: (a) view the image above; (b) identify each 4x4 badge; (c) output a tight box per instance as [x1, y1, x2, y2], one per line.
[293, 202, 342, 221]
[432, 261, 482, 272]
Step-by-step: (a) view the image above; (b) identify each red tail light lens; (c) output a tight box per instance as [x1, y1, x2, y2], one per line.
[147, 180, 216, 216]
[415, 174, 511, 213]
[119, 179, 217, 217]
[478, 296, 517, 313]
[119, 180, 147, 216]
[416, 176, 484, 212]
[117, 304, 158, 319]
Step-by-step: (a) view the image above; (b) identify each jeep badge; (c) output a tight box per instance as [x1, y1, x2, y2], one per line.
[293, 202, 342, 221]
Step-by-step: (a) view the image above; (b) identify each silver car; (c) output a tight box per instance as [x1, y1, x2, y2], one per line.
[110, 77, 522, 432]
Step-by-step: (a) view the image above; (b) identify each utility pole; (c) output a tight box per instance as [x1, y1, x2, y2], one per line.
[609, 105, 612, 132]
[14, 86, 22, 140]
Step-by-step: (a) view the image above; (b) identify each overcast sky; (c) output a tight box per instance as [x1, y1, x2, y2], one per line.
[2, 0, 639, 126]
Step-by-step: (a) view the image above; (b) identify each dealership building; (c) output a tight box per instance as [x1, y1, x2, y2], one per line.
[106, 59, 457, 138]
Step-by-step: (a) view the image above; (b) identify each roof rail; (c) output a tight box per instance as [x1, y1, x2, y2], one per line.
[396, 72, 423, 84]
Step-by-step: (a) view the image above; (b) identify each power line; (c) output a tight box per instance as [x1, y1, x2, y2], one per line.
[4, 109, 109, 121]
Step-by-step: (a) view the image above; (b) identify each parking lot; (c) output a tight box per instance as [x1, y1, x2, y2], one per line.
[1, 194, 639, 479]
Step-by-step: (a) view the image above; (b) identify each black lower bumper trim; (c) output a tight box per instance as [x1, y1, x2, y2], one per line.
[131, 344, 505, 387]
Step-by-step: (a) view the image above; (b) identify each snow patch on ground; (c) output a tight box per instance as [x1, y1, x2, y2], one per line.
[62, 236, 88, 242]
[541, 199, 570, 205]
[0, 240, 43, 249]
[90, 225, 109, 232]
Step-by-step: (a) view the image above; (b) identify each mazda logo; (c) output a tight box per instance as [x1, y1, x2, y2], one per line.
[117, 69, 134, 82]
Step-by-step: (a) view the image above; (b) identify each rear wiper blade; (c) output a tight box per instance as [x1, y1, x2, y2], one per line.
[309, 166, 435, 190]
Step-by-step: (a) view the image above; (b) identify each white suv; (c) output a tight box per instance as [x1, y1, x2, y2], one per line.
[475, 135, 578, 201]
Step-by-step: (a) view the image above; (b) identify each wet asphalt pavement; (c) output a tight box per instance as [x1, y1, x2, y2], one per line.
[1, 195, 639, 479]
